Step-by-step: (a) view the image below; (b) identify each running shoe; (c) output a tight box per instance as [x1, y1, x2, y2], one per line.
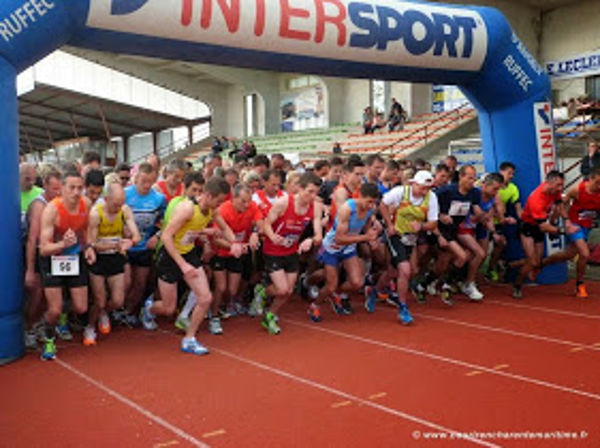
[174, 315, 190, 332]
[440, 283, 454, 306]
[208, 317, 223, 335]
[55, 313, 73, 341]
[248, 284, 266, 317]
[426, 282, 438, 297]
[83, 326, 97, 346]
[307, 303, 322, 323]
[218, 308, 233, 320]
[40, 337, 56, 361]
[385, 291, 402, 308]
[181, 338, 210, 355]
[261, 311, 281, 335]
[98, 311, 111, 335]
[411, 281, 427, 304]
[25, 329, 38, 350]
[140, 298, 158, 331]
[398, 304, 414, 325]
[364, 286, 377, 313]
[376, 290, 389, 302]
[487, 269, 500, 282]
[123, 312, 140, 328]
[577, 283, 589, 298]
[329, 293, 344, 315]
[512, 285, 523, 299]
[340, 294, 354, 315]
[461, 282, 484, 301]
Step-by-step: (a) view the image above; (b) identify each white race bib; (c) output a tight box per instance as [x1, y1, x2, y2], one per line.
[98, 237, 120, 254]
[180, 231, 201, 246]
[51, 255, 80, 277]
[401, 233, 418, 246]
[283, 234, 300, 248]
[448, 200, 471, 217]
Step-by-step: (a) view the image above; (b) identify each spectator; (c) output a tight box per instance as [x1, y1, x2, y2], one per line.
[363, 106, 375, 134]
[332, 142, 342, 154]
[388, 98, 406, 132]
[211, 137, 223, 154]
[581, 141, 600, 178]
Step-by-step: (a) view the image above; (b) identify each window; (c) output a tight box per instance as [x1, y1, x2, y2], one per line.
[371, 80, 386, 114]
[586, 75, 600, 101]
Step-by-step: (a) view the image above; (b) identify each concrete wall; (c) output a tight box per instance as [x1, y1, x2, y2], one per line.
[540, 0, 600, 103]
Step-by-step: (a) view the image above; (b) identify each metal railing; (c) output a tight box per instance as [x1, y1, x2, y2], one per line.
[129, 126, 210, 164]
[378, 103, 475, 157]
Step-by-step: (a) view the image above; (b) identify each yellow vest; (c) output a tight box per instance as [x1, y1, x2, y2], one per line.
[394, 187, 430, 234]
[97, 203, 124, 238]
[173, 199, 212, 254]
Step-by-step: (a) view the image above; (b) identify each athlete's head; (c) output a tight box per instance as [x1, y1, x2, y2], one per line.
[327, 157, 344, 182]
[232, 184, 253, 213]
[342, 158, 365, 190]
[85, 169, 105, 205]
[482, 173, 504, 198]
[365, 154, 385, 181]
[182, 172, 204, 198]
[285, 171, 302, 195]
[444, 155, 458, 172]
[357, 182, 380, 211]
[382, 160, 400, 183]
[434, 163, 450, 186]
[588, 166, 600, 192]
[545, 170, 565, 195]
[314, 160, 330, 179]
[105, 182, 126, 214]
[38, 164, 62, 201]
[458, 165, 477, 191]
[297, 172, 322, 204]
[20, 163, 38, 192]
[135, 163, 157, 196]
[164, 159, 186, 189]
[499, 161, 516, 184]
[410, 170, 434, 196]
[262, 169, 282, 197]
[62, 171, 84, 206]
[224, 168, 239, 188]
[203, 176, 230, 209]
[243, 171, 261, 193]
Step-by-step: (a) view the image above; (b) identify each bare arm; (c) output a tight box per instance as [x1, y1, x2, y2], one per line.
[25, 202, 43, 275]
[263, 197, 288, 245]
[334, 205, 374, 245]
[39, 204, 70, 257]
[312, 200, 323, 246]
[160, 200, 194, 271]
[123, 205, 141, 246]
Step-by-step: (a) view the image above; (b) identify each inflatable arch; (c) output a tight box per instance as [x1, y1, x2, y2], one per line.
[0, 0, 559, 363]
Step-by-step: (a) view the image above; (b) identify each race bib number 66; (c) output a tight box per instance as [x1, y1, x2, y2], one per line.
[51, 255, 80, 277]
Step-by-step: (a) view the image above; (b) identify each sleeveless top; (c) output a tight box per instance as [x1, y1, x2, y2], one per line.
[329, 183, 359, 230]
[394, 187, 430, 246]
[96, 203, 125, 253]
[173, 199, 213, 255]
[51, 197, 88, 255]
[156, 180, 184, 203]
[263, 195, 314, 257]
[569, 181, 600, 228]
[323, 199, 373, 254]
[254, 189, 284, 216]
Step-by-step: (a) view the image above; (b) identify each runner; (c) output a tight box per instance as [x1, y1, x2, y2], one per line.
[541, 166, 600, 297]
[140, 177, 239, 355]
[154, 159, 186, 203]
[378, 171, 439, 323]
[38, 171, 95, 360]
[314, 183, 380, 321]
[23, 164, 62, 349]
[513, 171, 576, 298]
[210, 183, 263, 334]
[261, 172, 324, 334]
[123, 163, 167, 324]
[85, 182, 141, 346]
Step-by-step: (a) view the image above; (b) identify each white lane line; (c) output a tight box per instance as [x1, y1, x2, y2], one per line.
[413, 312, 600, 351]
[486, 300, 600, 320]
[286, 320, 600, 402]
[212, 347, 500, 448]
[56, 359, 210, 448]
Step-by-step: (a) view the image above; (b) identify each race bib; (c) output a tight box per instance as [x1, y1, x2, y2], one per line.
[283, 234, 300, 248]
[448, 201, 471, 217]
[579, 210, 597, 220]
[181, 231, 201, 246]
[400, 233, 418, 247]
[235, 231, 246, 242]
[51, 255, 80, 277]
[98, 237, 120, 254]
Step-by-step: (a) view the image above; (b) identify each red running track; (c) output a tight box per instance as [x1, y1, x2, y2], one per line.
[1, 282, 599, 447]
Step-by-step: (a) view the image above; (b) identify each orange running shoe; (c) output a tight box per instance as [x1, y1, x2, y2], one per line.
[577, 283, 589, 298]
[83, 327, 97, 346]
[98, 311, 111, 335]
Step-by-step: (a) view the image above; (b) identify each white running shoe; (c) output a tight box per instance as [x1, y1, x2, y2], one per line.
[208, 317, 223, 335]
[426, 283, 438, 296]
[462, 282, 484, 301]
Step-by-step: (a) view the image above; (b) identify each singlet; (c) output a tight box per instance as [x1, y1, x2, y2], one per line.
[51, 197, 89, 255]
[394, 187, 430, 241]
[263, 195, 314, 257]
[461, 189, 494, 231]
[24, 194, 49, 241]
[155, 180, 184, 203]
[125, 185, 167, 252]
[568, 181, 600, 228]
[21, 186, 44, 240]
[173, 199, 213, 255]
[322, 199, 373, 254]
[329, 183, 359, 230]
[253, 190, 285, 216]
[96, 203, 125, 253]
[216, 200, 263, 257]
[521, 183, 562, 225]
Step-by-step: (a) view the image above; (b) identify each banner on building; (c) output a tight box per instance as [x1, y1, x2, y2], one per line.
[281, 85, 325, 132]
[546, 50, 600, 80]
[432, 85, 471, 112]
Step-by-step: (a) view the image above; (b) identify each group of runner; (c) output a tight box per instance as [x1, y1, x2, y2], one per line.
[19, 149, 600, 360]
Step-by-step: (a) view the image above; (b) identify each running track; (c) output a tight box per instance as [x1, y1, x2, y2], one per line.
[1, 282, 599, 447]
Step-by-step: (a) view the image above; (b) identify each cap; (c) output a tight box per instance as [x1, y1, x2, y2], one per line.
[411, 170, 434, 186]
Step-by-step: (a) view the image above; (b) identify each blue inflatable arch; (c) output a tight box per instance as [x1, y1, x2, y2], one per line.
[0, 0, 557, 363]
